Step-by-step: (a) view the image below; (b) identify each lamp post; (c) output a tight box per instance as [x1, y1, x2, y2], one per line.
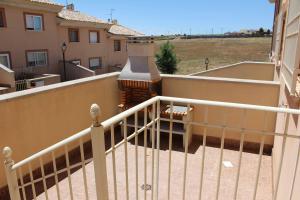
[61, 42, 67, 81]
[205, 57, 209, 71]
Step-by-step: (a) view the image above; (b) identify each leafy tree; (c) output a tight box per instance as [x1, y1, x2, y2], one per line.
[155, 41, 178, 74]
[266, 29, 271, 35]
[258, 27, 265, 36]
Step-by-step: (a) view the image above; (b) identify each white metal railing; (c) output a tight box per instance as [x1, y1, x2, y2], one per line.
[3, 96, 300, 200]
[15, 79, 28, 91]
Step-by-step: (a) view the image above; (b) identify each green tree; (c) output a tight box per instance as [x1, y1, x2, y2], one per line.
[155, 41, 178, 74]
[258, 27, 265, 36]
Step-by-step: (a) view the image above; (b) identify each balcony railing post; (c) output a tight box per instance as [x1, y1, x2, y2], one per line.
[2, 147, 21, 200]
[90, 104, 109, 200]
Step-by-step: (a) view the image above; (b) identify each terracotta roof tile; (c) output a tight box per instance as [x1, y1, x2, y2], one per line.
[109, 24, 144, 36]
[58, 9, 107, 24]
[30, 0, 63, 6]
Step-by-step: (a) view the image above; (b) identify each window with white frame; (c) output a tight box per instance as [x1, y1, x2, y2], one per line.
[25, 14, 43, 31]
[0, 53, 10, 68]
[27, 51, 48, 67]
[89, 31, 99, 43]
[89, 57, 102, 69]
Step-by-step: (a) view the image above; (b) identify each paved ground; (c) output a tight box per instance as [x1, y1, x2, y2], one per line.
[37, 134, 272, 200]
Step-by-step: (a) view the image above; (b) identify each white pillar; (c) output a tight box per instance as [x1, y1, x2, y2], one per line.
[3, 147, 21, 200]
[90, 104, 109, 200]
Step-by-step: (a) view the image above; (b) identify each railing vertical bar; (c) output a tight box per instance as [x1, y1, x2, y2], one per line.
[90, 104, 109, 200]
[124, 118, 130, 200]
[79, 138, 89, 200]
[289, 136, 300, 200]
[274, 113, 290, 200]
[64, 145, 74, 200]
[151, 103, 156, 200]
[215, 110, 227, 200]
[252, 135, 265, 200]
[167, 102, 174, 200]
[252, 111, 268, 200]
[18, 167, 27, 200]
[135, 112, 139, 200]
[182, 103, 191, 200]
[233, 109, 247, 200]
[198, 106, 208, 200]
[39, 157, 49, 200]
[155, 100, 161, 200]
[233, 133, 244, 199]
[51, 151, 61, 200]
[144, 107, 148, 200]
[111, 125, 118, 200]
[28, 163, 37, 200]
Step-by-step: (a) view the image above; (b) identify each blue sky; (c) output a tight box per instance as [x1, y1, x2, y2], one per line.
[56, 0, 275, 35]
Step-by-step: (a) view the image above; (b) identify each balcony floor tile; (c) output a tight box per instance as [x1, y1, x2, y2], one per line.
[37, 137, 272, 200]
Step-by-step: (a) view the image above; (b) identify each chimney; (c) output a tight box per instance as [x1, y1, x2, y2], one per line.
[127, 37, 155, 57]
[119, 36, 160, 82]
[118, 36, 161, 111]
[66, 4, 75, 11]
[112, 19, 118, 25]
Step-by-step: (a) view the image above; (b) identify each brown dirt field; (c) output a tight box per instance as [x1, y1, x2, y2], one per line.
[155, 37, 272, 75]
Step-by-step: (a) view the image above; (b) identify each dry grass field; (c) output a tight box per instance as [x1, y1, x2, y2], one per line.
[155, 37, 272, 75]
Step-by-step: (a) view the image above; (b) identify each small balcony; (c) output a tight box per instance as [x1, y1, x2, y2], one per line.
[3, 96, 299, 200]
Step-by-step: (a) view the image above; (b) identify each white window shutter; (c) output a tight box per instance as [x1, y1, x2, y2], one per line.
[26, 15, 34, 29]
[281, 0, 300, 95]
[90, 32, 98, 43]
[90, 58, 100, 67]
[0, 54, 10, 68]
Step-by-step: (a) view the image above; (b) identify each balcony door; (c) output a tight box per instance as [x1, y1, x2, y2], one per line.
[0, 53, 11, 68]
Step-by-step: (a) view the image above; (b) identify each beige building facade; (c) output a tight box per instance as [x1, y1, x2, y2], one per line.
[0, 0, 142, 83]
[270, 0, 300, 199]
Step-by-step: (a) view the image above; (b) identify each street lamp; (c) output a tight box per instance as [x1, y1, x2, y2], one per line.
[205, 57, 209, 71]
[61, 42, 67, 81]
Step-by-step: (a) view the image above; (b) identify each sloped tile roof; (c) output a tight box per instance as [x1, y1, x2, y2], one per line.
[109, 24, 144, 36]
[58, 9, 107, 24]
[30, 0, 63, 6]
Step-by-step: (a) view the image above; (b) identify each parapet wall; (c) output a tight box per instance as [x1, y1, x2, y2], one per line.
[162, 75, 280, 145]
[0, 73, 280, 189]
[0, 73, 120, 187]
[0, 64, 15, 88]
[191, 62, 276, 81]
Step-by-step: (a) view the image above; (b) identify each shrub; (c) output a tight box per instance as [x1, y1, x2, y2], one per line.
[155, 41, 178, 74]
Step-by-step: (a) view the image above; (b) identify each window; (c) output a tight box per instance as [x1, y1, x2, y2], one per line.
[0, 8, 6, 28]
[69, 28, 79, 42]
[89, 57, 102, 69]
[0, 53, 11, 68]
[89, 31, 99, 43]
[26, 51, 48, 67]
[25, 13, 43, 31]
[281, 0, 300, 95]
[114, 40, 121, 51]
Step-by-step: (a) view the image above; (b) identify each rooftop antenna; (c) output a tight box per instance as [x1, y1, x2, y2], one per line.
[109, 9, 115, 22]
